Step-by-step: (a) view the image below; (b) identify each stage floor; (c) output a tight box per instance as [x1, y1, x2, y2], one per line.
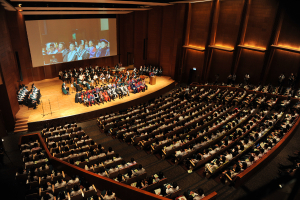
[16, 76, 175, 123]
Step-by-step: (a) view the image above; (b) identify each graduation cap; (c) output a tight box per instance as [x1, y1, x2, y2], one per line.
[100, 39, 109, 44]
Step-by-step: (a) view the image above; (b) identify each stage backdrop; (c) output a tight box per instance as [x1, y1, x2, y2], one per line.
[25, 18, 117, 67]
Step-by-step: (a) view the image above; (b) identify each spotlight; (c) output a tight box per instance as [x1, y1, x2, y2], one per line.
[18, 4, 22, 7]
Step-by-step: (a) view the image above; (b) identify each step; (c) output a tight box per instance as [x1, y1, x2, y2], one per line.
[15, 122, 28, 126]
[14, 127, 28, 132]
[14, 124, 28, 129]
[16, 119, 28, 123]
[14, 128, 28, 133]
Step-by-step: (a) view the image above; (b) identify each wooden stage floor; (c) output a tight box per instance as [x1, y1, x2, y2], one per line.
[16, 76, 175, 125]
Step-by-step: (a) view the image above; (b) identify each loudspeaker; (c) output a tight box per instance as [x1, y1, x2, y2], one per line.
[15, 52, 23, 82]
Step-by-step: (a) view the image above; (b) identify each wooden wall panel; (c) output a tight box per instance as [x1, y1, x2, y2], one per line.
[214, 0, 244, 47]
[207, 49, 233, 83]
[172, 4, 187, 81]
[266, 49, 300, 86]
[133, 11, 147, 68]
[277, 14, 300, 48]
[0, 7, 21, 131]
[189, 1, 213, 47]
[5, 11, 33, 85]
[235, 49, 265, 84]
[119, 13, 134, 66]
[44, 65, 57, 79]
[184, 49, 205, 83]
[243, 0, 278, 47]
[17, 12, 33, 84]
[32, 66, 45, 81]
[146, 7, 163, 65]
[159, 5, 176, 78]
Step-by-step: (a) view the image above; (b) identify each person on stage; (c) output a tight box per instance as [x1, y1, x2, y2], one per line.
[28, 91, 37, 109]
[104, 90, 112, 102]
[93, 74, 99, 85]
[62, 81, 70, 95]
[86, 82, 91, 90]
[75, 91, 81, 103]
[88, 93, 96, 106]
[116, 86, 123, 99]
[155, 67, 159, 75]
[107, 83, 112, 90]
[94, 92, 102, 104]
[131, 83, 138, 94]
[158, 67, 163, 76]
[99, 91, 106, 103]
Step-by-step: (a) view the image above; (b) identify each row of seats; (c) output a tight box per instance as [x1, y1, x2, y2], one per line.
[17, 136, 118, 200]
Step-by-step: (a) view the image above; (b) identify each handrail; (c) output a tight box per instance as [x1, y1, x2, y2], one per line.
[19, 132, 171, 200]
[234, 116, 300, 187]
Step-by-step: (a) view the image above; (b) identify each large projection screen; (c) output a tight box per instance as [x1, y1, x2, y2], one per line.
[25, 18, 117, 67]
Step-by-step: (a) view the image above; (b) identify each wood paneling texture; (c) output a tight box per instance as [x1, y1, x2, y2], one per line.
[32, 66, 45, 81]
[189, 2, 213, 47]
[243, 0, 278, 47]
[266, 49, 300, 86]
[133, 11, 148, 68]
[172, 4, 187, 81]
[159, 5, 177, 78]
[119, 13, 134, 66]
[6, 11, 33, 84]
[214, 0, 244, 47]
[146, 7, 163, 66]
[235, 49, 265, 84]
[183, 49, 205, 83]
[207, 49, 233, 83]
[277, 14, 300, 48]
[0, 7, 21, 131]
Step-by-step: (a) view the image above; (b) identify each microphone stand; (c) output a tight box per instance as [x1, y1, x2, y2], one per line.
[48, 99, 54, 115]
[41, 100, 45, 117]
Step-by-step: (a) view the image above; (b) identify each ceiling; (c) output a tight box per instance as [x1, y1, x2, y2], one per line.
[1, 0, 199, 17]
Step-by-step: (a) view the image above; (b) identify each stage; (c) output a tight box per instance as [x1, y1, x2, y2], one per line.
[16, 76, 175, 131]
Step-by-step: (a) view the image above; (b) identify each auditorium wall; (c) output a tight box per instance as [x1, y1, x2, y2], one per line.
[0, 6, 21, 132]
[181, 0, 300, 87]
[118, 4, 186, 79]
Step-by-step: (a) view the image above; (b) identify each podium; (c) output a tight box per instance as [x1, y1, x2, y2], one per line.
[150, 76, 156, 85]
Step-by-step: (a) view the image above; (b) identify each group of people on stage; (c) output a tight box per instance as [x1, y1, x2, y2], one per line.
[44, 39, 110, 64]
[137, 65, 163, 76]
[59, 63, 159, 107]
[74, 76, 147, 107]
[17, 83, 41, 109]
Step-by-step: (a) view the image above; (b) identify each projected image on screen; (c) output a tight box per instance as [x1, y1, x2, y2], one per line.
[25, 18, 117, 67]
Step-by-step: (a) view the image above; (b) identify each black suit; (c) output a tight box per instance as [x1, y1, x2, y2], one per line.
[116, 88, 122, 99]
